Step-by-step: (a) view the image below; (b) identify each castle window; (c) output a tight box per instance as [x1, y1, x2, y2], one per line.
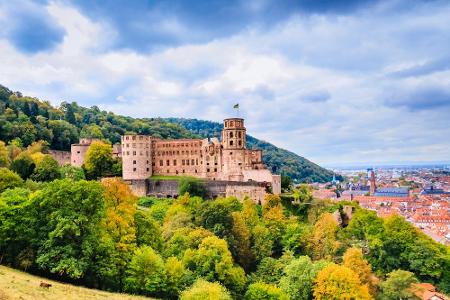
[192, 159, 195, 165]
[77, 151, 80, 154]
[230, 132, 233, 138]
[182, 170, 185, 173]
[176, 170, 179, 174]
[238, 132, 242, 138]
[133, 151, 136, 155]
[230, 121, 234, 127]
[238, 141, 242, 146]
[126, 151, 129, 155]
[133, 160, 136, 164]
[182, 159, 185, 165]
[166, 160, 170, 166]
[167, 170, 169, 173]
[214, 168, 217, 172]
[195, 169, 197, 173]
[139, 136, 143, 140]
[230, 141, 233, 146]
[186, 160, 190, 166]
[230, 152, 233, 155]
[146, 168, 149, 172]
[152, 162, 155, 166]
[126, 144, 129, 148]
[132, 136, 136, 141]
[207, 168, 210, 172]
[196, 159, 198, 165]
[126, 136, 129, 140]
[160, 160, 163, 166]
[133, 168, 136, 171]
[146, 160, 149, 164]
[173, 160, 177, 166]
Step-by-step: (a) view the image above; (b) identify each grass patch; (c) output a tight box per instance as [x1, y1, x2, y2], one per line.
[0, 265, 150, 300]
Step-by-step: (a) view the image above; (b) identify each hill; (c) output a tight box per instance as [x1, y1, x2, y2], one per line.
[0, 84, 337, 182]
[0, 265, 149, 300]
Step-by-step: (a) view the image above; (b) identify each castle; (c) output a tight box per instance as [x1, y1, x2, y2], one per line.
[53, 117, 281, 202]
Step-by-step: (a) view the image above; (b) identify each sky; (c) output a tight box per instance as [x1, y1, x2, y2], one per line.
[0, 0, 450, 167]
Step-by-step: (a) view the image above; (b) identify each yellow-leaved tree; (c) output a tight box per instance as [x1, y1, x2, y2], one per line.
[309, 212, 340, 260]
[342, 247, 379, 295]
[313, 264, 372, 300]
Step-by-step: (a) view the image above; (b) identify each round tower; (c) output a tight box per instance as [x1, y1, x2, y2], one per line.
[121, 135, 152, 180]
[222, 118, 246, 149]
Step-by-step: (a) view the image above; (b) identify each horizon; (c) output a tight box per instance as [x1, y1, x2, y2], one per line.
[1, 0, 450, 165]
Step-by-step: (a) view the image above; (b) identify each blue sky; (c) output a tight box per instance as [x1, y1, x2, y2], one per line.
[0, 0, 449, 166]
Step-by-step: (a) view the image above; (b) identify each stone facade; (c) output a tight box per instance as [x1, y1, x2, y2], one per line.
[121, 118, 281, 194]
[48, 150, 71, 165]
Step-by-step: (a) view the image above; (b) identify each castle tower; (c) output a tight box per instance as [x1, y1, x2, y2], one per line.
[121, 135, 153, 180]
[369, 169, 376, 195]
[221, 118, 246, 181]
[222, 118, 246, 150]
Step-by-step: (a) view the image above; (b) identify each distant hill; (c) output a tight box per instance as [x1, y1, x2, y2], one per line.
[0, 84, 337, 183]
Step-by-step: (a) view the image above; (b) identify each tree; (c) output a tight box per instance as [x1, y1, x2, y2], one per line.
[379, 270, 419, 300]
[282, 222, 311, 255]
[101, 178, 138, 288]
[124, 246, 167, 297]
[313, 264, 371, 300]
[59, 165, 85, 181]
[178, 177, 207, 198]
[180, 279, 232, 300]
[0, 188, 34, 268]
[32, 179, 105, 279]
[230, 211, 254, 271]
[245, 282, 289, 300]
[279, 256, 331, 300]
[10, 152, 35, 180]
[0, 141, 10, 167]
[281, 174, 292, 191]
[251, 224, 273, 262]
[248, 253, 294, 286]
[343, 247, 378, 295]
[0, 168, 23, 193]
[165, 256, 194, 298]
[135, 210, 163, 251]
[31, 155, 60, 182]
[80, 124, 104, 139]
[262, 204, 287, 255]
[197, 197, 241, 239]
[309, 213, 340, 260]
[183, 236, 246, 295]
[83, 141, 115, 179]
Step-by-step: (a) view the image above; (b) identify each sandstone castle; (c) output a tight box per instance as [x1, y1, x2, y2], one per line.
[55, 117, 281, 202]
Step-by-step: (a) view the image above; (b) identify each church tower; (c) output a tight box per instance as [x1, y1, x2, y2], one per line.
[222, 118, 246, 150]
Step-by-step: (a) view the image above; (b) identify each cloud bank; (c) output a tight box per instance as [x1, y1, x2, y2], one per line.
[0, 0, 449, 165]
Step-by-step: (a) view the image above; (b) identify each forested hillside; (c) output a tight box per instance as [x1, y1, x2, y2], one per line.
[0, 84, 336, 182]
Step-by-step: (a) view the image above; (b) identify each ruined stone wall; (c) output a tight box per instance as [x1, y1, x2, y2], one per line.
[70, 144, 90, 167]
[48, 150, 71, 166]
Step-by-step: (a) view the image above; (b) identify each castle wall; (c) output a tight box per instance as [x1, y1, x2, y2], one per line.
[152, 139, 204, 177]
[48, 150, 71, 166]
[71, 144, 90, 167]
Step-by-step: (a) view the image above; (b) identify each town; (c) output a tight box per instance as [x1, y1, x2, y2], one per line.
[312, 166, 450, 245]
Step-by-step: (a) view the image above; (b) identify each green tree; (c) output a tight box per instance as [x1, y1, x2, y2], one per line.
[178, 178, 207, 198]
[183, 236, 246, 295]
[10, 152, 35, 179]
[230, 211, 254, 271]
[124, 246, 167, 297]
[83, 141, 115, 179]
[165, 256, 194, 299]
[0, 168, 23, 193]
[379, 270, 419, 300]
[279, 256, 331, 300]
[59, 165, 85, 181]
[251, 224, 273, 262]
[32, 179, 105, 279]
[181, 279, 232, 300]
[31, 154, 60, 182]
[248, 253, 294, 285]
[80, 124, 104, 139]
[135, 210, 164, 251]
[245, 282, 289, 300]
[282, 222, 311, 255]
